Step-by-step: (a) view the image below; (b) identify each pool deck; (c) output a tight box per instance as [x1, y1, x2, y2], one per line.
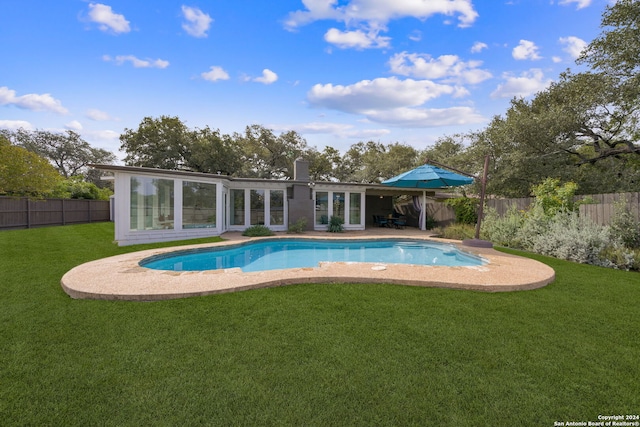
[61, 228, 556, 301]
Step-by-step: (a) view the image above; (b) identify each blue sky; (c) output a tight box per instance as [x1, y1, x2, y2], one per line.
[0, 0, 611, 158]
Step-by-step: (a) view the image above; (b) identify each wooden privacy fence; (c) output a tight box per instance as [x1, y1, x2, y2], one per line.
[0, 197, 111, 230]
[422, 192, 640, 228]
[485, 192, 640, 226]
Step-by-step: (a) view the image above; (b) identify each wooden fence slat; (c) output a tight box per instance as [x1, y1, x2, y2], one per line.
[483, 192, 640, 226]
[0, 197, 110, 230]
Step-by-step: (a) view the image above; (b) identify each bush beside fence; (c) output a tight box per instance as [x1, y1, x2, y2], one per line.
[425, 192, 640, 229]
[0, 197, 111, 230]
[485, 192, 640, 226]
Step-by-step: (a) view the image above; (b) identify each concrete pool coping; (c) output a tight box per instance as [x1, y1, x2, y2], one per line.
[61, 230, 556, 301]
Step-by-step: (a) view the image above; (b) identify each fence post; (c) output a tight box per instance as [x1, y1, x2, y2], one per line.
[26, 198, 31, 229]
[62, 199, 66, 225]
[88, 200, 91, 223]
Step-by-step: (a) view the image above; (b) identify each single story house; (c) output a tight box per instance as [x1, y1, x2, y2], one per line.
[95, 159, 436, 246]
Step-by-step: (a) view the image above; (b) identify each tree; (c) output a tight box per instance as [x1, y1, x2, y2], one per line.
[236, 125, 311, 179]
[463, 69, 640, 197]
[4, 129, 116, 179]
[336, 141, 419, 183]
[578, 0, 640, 80]
[120, 116, 192, 170]
[307, 146, 341, 182]
[0, 136, 61, 197]
[449, 1, 640, 197]
[188, 126, 243, 175]
[50, 176, 113, 200]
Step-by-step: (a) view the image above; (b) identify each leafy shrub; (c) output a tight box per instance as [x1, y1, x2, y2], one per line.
[444, 197, 478, 225]
[530, 211, 611, 266]
[478, 178, 640, 271]
[531, 178, 579, 216]
[242, 225, 274, 237]
[425, 216, 438, 230]
[327, 215, 344, 233]
[436, 223, 476, 240]
[287, 217, 307, 234]
[50, 176, 113, 200]
[481, 206, 525, 247]
[609, 197, 640, 249]
[599, 246, 640, 271]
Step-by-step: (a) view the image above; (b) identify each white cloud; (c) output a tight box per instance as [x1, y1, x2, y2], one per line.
[388, 52, 492, 85]
[201, 66, 230, 82]
[86, 109, 115, 121]
[512, 40, 542, 60]
[103, 55, 169, 69]
[559, 0, 592, 10]
[0, 86, 68, 114]
[491, 69, 553, 98]
[324, 28, 390, 49]
[308, 77, 456, 113]
[0, 120, 33, 130]
[408, 30, 422, 42]
[181, 5, 213, 38]
[285, 0, 479, 30]
[88, 3, 130, 34]
[276, 122, 391, 139]
[83, 129, 120, 142]
[471, 41, 488, 53]
[254, 69, 278, 84]
[559, 36, 587, 59]
[65, 120, 83, 131]
[364, 106, 485, 127]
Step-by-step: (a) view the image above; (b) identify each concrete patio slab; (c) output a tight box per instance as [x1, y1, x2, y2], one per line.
[61, 229, 555, 301]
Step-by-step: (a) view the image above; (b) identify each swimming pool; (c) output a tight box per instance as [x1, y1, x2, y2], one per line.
[140, 238, 487, 272]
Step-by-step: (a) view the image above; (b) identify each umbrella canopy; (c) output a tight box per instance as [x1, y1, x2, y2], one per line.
[381, 163, 473, 189]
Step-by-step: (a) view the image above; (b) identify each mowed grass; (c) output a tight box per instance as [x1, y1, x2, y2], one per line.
[1, 223, 639, 426]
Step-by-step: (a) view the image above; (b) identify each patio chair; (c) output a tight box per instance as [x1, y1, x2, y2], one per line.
[372, 215, 389, 227]
[393, 216, 407, 229]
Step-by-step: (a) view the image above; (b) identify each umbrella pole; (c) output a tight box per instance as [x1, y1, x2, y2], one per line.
[474, 155, 490, 240]
[422, 190, 426, 231]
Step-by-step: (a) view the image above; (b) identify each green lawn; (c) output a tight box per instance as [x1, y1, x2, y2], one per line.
[1, 223, 639, 426]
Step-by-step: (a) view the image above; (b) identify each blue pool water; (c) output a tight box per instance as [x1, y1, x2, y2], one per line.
[140, 239, 486, 272]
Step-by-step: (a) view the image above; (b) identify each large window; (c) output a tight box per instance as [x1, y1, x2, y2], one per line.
[250, 189, 265, 225]
[230, 189, 245, 226]
[315, 191, 329, 225]
[270, 190, 284, 226]
[182, 181, 216, 229]
[315, 190, 363, 227]
[333, 192, 345, 222]
[130, 177, 174, 230]
[349, 193, 362, 225]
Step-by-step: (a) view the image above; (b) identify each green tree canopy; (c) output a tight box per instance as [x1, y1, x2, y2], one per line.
[2, 129, 116, 179]
[578, 0, 640, 80]
[188, 126, 243, 175]
[120, 115, 192, 170]
[235, 125, 311, 179]
[50, 176, 113, 200]
[0, 136, 61, 197]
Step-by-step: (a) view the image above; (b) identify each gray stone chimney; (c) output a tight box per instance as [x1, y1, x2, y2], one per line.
[293, 158, 310, 182]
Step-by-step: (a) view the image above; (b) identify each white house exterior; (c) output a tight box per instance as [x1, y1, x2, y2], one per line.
[96, 161, 432, 246]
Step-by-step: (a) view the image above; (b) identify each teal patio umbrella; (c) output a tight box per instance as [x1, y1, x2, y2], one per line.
[381, 163, 473, 188]
[381, 163, 474, 233]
